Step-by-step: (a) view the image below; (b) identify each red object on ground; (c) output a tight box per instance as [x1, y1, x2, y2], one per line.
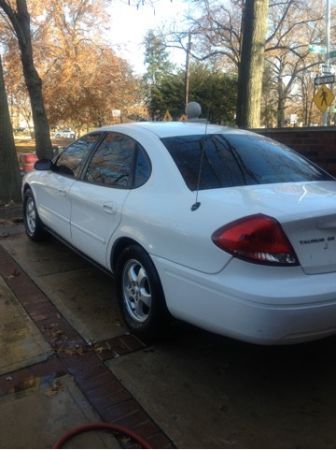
[52, 422, 153, 449]
[20, 153, 38, 173]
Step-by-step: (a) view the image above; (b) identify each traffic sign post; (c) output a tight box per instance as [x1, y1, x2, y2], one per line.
[315, 74, 335, 85]
[309, 44, 327, 54]
[327, 50, 336, 59]
[310, 1, 334, 125]
[313, 85, 335, 113]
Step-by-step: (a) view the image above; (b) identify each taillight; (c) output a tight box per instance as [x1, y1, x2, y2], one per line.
[212, 214, 299, 266]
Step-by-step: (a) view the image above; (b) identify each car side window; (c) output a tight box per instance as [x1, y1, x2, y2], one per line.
[84, 133, 136, 188]
[134, 147, 151, 188]
[55, 134, 100, 178]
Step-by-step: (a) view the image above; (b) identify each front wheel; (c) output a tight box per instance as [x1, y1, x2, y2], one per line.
[23, 189, 47, 241]
[116, 245, 170, 340]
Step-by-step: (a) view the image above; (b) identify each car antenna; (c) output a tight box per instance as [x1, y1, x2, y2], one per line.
[186, 102, 208, 212]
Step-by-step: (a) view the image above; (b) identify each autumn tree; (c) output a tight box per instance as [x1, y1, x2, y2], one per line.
[2, 0, 140, 132]
[158, 0, 268, 127]
[179, 0, 325, 128]
[265, 0, 323, 126]
[0, 0, 52, 159]
[0, 54, 21, 203]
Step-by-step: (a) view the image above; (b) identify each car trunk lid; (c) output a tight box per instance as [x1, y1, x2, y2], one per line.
[200, 181, 336, 274]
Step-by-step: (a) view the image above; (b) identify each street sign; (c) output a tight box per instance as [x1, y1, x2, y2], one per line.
[315, 74, 335, 85]
[112, 109, 121, 118]
[309, 44, 327, 54]
[313, 85, 335, 112]
[327, 50, 336, 59]
[319, 63, 334, 75]
[290, 114, 298, 125]
[163, 110, 172, 121]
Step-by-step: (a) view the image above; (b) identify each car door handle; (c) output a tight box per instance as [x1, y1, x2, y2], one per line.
[103, 203, 117, 215]
[57, 188, 67, 196]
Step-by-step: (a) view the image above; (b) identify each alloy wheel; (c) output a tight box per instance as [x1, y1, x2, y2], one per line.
[122, 259, 152, 323]
[26, 197, 37, 234]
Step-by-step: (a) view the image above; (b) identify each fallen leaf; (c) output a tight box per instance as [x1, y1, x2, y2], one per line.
[6, 269, 20, 279]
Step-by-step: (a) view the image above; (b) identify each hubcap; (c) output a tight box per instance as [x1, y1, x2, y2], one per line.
[26, 197, 37, 234]
[122, 259, 152, 323]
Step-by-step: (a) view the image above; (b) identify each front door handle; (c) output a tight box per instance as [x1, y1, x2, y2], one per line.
[103, 203, 117, 215]
[57, 188, 66, 196]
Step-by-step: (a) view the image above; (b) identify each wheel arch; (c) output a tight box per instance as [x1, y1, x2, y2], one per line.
[23, 182, 31, 193]
[111, 237, 147, 274]
[112, 236, 172, 338]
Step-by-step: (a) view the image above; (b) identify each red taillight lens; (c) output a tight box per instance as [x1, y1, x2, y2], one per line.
[212, 214, 299, 266]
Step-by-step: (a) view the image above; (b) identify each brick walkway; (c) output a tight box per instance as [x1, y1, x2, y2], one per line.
[0, 236, 172, 448]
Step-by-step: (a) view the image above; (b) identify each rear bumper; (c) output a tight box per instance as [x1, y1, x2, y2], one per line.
[152, 256, 336, 345]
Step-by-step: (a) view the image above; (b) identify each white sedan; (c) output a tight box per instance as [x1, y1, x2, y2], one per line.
[22, 122, 336, 344]
[55, 129, 76, 139]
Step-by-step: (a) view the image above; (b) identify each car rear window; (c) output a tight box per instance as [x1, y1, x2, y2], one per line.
[161, 133, 333, 190]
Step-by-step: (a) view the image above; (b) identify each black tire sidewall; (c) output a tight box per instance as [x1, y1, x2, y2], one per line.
[116, 245, 169, 339]
[23, 189, 45, 240]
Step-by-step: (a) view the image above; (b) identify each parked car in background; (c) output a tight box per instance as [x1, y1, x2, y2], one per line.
[22, 121, 336, 344]
[55, 129, 75, 139]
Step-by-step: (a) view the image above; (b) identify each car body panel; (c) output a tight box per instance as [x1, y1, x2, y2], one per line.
[22, 122, 336, 344]
[192, 181, 336, 275]
[69, 180, 130, 267]
[25, 171, 74, 242]
[152, 255, 336, 344]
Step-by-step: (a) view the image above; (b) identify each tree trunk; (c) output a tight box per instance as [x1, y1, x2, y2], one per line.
[0, 0, 53, 159]
[236, 0, 269, 128]
[16, 0, 52, 159]
[0, 55, 21, 203]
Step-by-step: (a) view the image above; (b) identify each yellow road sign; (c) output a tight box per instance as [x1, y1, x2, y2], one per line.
[163, 110, 172, 121]
[179, 114, 188, 122]
[313, 85, 335, 112]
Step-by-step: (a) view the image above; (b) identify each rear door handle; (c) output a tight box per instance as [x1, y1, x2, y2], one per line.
[103, 203, 117, 215]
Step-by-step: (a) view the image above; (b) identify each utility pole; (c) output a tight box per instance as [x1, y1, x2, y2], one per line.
[323, 0, 331, 126]
[184, 32, 192, 112]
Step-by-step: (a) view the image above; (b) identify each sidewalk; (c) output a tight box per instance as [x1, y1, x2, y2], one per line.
[0, 207, 170, 449]
[2, 205, 336, 448]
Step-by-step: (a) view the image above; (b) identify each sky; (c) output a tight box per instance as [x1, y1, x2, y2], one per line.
[106, 0, 194, 75]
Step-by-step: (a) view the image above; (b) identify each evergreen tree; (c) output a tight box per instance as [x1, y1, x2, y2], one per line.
[143, 30, 174, 119]
[149, 63, 237, 124]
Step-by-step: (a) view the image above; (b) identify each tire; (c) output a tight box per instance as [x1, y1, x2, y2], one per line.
[116, 245, 170, 340]
[23, 189, 47, 241]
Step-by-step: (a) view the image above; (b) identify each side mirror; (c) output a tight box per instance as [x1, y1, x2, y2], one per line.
[34, 159, 53, 171]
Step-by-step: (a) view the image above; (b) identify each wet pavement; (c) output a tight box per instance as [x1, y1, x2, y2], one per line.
[1, 235, 126, 343]
[0, 375, 119, 449]
[0, 276, 52, 374]
[1, 207, 336, 448]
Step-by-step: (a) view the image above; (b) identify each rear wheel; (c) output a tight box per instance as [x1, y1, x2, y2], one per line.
[116, 245, 170, 340]
[23, 189, 47, 241]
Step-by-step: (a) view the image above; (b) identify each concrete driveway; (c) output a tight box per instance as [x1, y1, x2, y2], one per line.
[1, 206, 336, 448]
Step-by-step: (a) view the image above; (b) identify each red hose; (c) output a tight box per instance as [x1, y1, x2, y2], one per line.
[53, 422, 153, 449]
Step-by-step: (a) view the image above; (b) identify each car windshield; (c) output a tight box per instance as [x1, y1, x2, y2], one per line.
[161, 133, 333, 191]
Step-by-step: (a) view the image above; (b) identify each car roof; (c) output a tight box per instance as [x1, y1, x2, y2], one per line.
[95, 121, 254, 139]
